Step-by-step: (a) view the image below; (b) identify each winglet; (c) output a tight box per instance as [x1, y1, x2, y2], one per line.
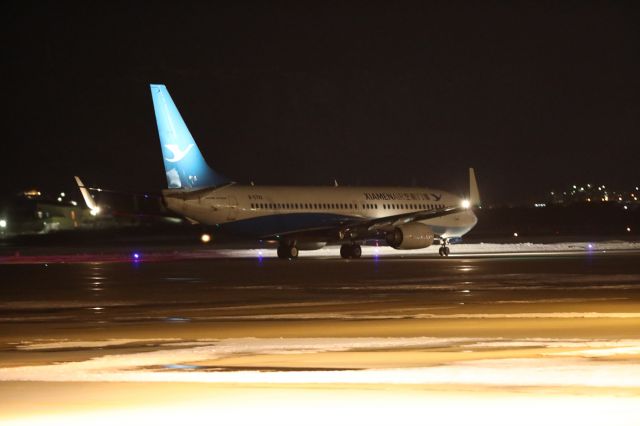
[469, 168, 481, 207]
[74, 176, 100, 214]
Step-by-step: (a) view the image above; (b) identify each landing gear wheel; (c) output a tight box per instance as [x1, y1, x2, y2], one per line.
[438, 246, 450, 257]
[277, 245, 298, 259]
[277, 246, 287, 259]
[340, 244, 362, 259]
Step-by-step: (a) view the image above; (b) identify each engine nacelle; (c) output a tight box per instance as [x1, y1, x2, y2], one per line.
[386, 222, 435, 250]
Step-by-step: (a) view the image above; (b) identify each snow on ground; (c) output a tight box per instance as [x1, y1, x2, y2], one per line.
[221, 240, 640, 259]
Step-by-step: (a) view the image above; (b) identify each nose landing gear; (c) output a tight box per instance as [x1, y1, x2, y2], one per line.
[438, 239, 451, 257]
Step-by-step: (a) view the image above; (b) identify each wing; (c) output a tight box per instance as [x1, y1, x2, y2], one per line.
[258, 206, 466, 243]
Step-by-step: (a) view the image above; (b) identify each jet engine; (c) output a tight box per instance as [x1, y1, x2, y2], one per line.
[385, 222, 435, 250]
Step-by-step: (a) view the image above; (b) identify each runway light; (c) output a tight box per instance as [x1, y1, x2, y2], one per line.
[0, 219, 6, 228]
[461, 199, 471, 209]
[627, 227, 632, 232]
[513, 232, 518, 237]
[201, 233, 211, 243]
[132, 253, 141, 261]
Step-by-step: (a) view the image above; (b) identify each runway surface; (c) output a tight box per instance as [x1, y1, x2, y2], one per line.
[1, 248, 639, 425]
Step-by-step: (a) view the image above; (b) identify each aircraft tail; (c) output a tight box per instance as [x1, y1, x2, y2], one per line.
[150, 84, 230, 189]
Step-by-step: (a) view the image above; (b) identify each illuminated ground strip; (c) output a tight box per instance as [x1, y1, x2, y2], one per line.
[2, 337, 640, 388]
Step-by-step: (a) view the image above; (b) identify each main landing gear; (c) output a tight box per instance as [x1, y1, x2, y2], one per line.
[340, 243, 362, 259]
[438, 239, 451, 257]
[277, 243, 298, 260]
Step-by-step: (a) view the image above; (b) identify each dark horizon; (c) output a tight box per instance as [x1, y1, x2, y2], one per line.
[5, 1, 639, 204]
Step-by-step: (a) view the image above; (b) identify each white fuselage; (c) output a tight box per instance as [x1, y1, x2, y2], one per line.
[163, 184, 477, 240]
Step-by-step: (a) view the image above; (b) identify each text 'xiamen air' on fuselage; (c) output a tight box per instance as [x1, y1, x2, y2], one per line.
[150, 83, 479, 258]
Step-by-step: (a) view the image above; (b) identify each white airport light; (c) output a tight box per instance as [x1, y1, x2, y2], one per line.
[60, 192, 66, 197]
[627, 227, 632, 232]
[201, 233, 211, 243]
[461, 199, 471, 209]
[71, 200, 78, 206]
[513, 232, 518, 237]
[0, 219, 6, 228]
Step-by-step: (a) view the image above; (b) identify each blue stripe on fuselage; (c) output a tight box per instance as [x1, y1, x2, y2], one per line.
[219, 212, 361, 237]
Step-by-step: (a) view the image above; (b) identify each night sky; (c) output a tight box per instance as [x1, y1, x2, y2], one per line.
[4, 1, 639, 203]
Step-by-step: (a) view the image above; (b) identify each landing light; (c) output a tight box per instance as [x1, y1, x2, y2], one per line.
[90, 206, 101, 216]
[201, 233, 211, 243]
[461, 199, 471, 209]
[0, 219, 6, 228]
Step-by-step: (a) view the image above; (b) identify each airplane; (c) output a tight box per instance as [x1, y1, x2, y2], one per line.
[150, 84, 480, 259]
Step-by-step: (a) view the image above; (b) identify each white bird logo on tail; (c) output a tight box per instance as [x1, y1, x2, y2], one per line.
[164, 144, 194, 163]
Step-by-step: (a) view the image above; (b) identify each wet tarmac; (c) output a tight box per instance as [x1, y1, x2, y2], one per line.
[1, 249, 640, 425]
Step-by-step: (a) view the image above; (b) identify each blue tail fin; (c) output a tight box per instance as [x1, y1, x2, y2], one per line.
[150, 84, 230, 189]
